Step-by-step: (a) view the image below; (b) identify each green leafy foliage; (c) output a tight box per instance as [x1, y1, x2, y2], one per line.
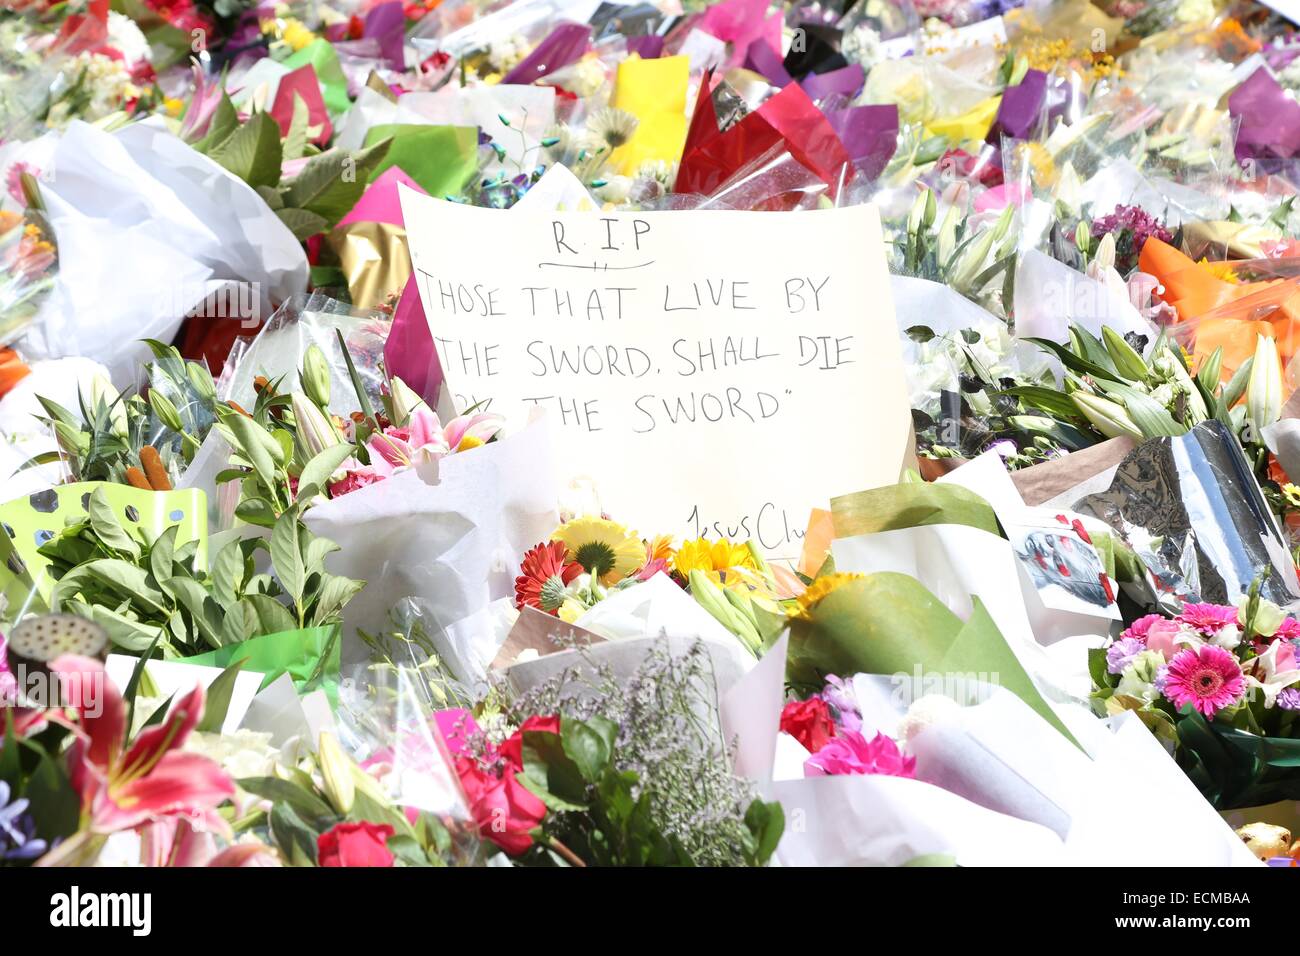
[38, 488, 362, 655]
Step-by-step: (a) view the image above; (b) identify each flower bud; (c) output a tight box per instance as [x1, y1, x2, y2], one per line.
[149, 389, 185, 434]
[387, 376, 425, 428]
[316, 731, 355, 815]
[291, 391, 341, 463]
[300, 344, 331, 410]
[1072, 391, 1143, 441]
[90, 373, 127, 438]
[1247, 334, 1282, 439]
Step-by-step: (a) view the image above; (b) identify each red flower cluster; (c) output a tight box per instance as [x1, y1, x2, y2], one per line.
[779, 698, 836, 753]
[453, 715, 558, 856]
[317, 821, 395, 867]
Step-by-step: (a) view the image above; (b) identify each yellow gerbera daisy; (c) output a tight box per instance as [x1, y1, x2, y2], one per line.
[646, 534, 675, 564]
[789, 573, 866, 620]
[673, 538, 758, 590]
[552, 516, 644, 583]
[1196, 257, 1240, 284]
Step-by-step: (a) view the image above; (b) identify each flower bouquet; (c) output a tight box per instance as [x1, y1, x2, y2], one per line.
[1091, 588, 1300, 811]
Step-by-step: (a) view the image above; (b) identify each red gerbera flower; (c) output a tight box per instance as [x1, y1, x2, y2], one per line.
[514, 541, 580, 615]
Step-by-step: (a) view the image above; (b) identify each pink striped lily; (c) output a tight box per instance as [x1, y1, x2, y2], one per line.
[36, 655, 234, 867]
[367, 407, 504, 475]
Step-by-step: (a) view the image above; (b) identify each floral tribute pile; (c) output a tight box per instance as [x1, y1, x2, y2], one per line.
[4, 0, 1300, 869]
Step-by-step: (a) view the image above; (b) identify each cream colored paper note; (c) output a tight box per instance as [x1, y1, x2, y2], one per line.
[400, 190, 909, 557]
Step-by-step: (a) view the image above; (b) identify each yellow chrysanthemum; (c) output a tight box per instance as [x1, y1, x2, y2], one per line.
[1197, 257, 1240, 284]
[281, 18, 317, 52]
[163, 97, 184, 118]
[673, 538, 758, 590]
[552, 516, 644, 583]
[789, 572, 866, 620]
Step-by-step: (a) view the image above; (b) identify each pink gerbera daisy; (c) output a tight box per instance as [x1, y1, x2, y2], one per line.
[1162, 646, 1245, 718]
[1177, 603, 1240, 636]
[1273, 617, 1300, 641]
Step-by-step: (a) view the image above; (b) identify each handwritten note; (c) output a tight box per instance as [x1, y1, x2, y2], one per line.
[400, 188, 910, 557]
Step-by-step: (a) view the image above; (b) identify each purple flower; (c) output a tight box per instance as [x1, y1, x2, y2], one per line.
[0, 780, 46, 862]
[1090, 204, 1174, 274]
[822, 674, 862, 733]
[1278, 688, 1300, 711]
[1106, 636, 1146, 675]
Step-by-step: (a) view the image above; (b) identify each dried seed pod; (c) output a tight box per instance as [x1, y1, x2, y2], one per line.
[140, 445, 172, 491]
[1236, 822, 1292, 861]
[5, 613, 108, 682]
[124, 466, 152, 491]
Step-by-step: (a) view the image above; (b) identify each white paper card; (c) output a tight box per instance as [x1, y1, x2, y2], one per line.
[401, 192, 911, 557]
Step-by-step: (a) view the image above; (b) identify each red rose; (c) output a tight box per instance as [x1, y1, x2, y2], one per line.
[455, 757, 547, 856]
[317, 821, 395, 867]
[780, 698, 836, 753]
[497, 714, 561, 771]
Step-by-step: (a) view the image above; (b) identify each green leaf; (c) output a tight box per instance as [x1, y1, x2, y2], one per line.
[522, 728, 589, 808]
[192, 91, 239, 152]
[240, 775, 335, 822]
[222, 411, 286, 489]
[255, 184, 285, 211]
[1024, 337, 1123, 383]
[1221, 355, 1254, 408]
[282, 92, 311, 162]
[336, 328, 378, 424]
[22, 751, 80, 840]
[209, 111, 284, 189]
[742, 798, 784, 866]
[298, 442, 356, 496]
[1000, 385, 1087, 421]
[211, 539, 245, 602]
[1095, 381, 1188, 437]
[241, 593, 298, 637]
[87, 486, 141, 559]
[270, 510, 307, 613]
[310, 573, 363, 625]
[235, 497, 280, 527]
[88, 603, 165, 653]
[124, 631, 164, 729]
[275, 207, 331, 241]
[194, 658, 246, 733]
[561, 717, 614, 781]
[283, 137, 391, 224]
[148, 524, 179, 589]
[81, 558, 169, 613]
[143, 692, 176, 728]
[268, 801, 324, 866]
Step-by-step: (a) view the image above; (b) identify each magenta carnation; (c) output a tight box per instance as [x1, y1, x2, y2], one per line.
[1162, 646, 1246, 718]
[804, 731, 916, 779]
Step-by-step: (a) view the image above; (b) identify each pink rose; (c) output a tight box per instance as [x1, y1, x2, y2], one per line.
[1144, 619, 1184, 661]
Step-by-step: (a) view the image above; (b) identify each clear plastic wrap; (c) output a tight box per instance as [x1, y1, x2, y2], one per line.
[218, 292, 392, 418]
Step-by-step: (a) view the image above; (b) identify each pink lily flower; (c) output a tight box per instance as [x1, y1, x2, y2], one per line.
[179, 63, 227, 144]
[36, 655, 234, 866]
[367, 406, 450, 473]
[444, 412, 504, 452]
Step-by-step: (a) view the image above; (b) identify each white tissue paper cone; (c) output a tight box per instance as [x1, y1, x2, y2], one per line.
[302, 414, 559, 669]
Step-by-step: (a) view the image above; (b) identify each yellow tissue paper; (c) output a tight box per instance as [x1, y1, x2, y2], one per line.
[612, 55, 690, 176]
